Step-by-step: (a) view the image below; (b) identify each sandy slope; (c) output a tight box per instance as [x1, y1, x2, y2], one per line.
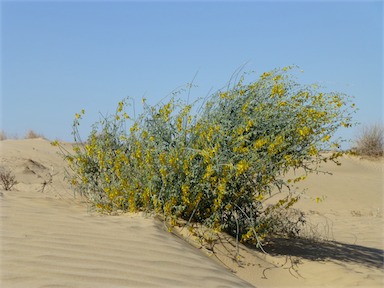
[1, 139, 383, 287]
[181, 155, 384, 288]
[0, 139, 254, 288]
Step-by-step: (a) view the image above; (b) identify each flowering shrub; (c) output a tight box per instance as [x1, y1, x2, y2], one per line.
[53, 67, 356, 246]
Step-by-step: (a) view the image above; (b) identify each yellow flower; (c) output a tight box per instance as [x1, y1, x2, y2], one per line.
[177, 116, 183, 132]
[203, 164, 214, 180]
[273, 75, 282, 81]
[241, 102, 249, 113]
[274, 135, 284, 146]
[322, 135, 331, 142]
[117, 101, 124, 112]
[169, 156, 179, 169]
[271, 84, 285, 97]
[182, 184, 189, 194]
[260, 72, 271, 79]
[66, 155, 74, 164]
[309, 145, 318, 155]
[245, 120, 253, 132]
[159, 102, 172, 122]
[159, 168, 167, 178]
[181, 184, 190, 205]
[130, 123, 138, 133]
[159, 153, 166, 165]
[293, 175, 306, 183]
[219, 92, 228, 99]
[254, 138, 267, 149]
[284, 154, 292, 163]
[255, 193, 264, 201]
[298, 127, 311, 137]
[236, 160, 250, 176]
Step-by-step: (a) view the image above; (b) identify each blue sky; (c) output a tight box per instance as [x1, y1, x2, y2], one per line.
[1, 1, 383, 147]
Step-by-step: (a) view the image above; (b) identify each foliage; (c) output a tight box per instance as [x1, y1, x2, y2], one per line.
[0, 167, 18, 191]
[53, 67, 356, 246]
[0, 131, 7, 141]
[25, 130, 44, 139]
[354, 123, 383, 157]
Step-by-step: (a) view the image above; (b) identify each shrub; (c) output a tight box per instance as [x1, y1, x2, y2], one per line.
[0, 131, 7, 141]
[25, 130, 44, 139]
[0, 167, 18, 191]
[53, 67, 356, 246]
[354, 123, 383, 157]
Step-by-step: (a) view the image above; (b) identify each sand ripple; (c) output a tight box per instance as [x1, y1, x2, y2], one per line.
[1, 191, 254, 288]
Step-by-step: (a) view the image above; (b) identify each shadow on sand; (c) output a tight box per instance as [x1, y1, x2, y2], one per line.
[263, 237, 384, 269]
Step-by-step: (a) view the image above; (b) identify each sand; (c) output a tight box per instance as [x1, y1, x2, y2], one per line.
[1, 138, 383, 287]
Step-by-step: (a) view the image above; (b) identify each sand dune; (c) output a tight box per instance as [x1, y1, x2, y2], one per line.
[1, 190, 254, 288]
[0, 140, 254, 288]
[1, 139, 383, 287]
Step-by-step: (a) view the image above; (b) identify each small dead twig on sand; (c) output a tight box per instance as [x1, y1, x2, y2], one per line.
[40, 168, 58, 193]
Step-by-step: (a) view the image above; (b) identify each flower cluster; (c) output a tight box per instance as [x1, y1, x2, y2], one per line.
[54, 67, 356, 245]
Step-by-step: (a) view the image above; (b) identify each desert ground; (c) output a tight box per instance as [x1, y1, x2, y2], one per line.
[1, 138, 383, 287]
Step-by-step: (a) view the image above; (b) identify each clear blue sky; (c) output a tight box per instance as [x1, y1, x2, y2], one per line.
[1, 1, 383, 147]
